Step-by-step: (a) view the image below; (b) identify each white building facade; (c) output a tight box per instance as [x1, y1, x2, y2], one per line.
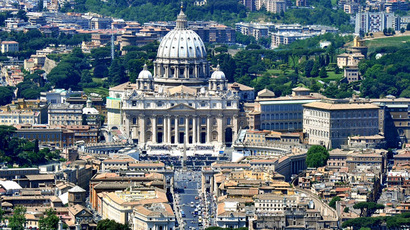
[107, 9, 241, 154]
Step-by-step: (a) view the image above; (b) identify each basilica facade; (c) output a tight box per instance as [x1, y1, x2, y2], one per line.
[107, 9, 241, 154]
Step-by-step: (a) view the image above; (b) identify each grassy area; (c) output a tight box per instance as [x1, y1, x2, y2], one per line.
[84, 87, 109, 99]
[266, 69, 295, 76]
[312, 71, 343, 83]
[92, 77, 107, 84]
[365, 35, 410, 53]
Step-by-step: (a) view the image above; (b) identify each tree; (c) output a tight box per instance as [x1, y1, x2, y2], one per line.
[97, 219, 130, 230]
[353, 202, 385, 217]
[0, 86, 14, 106]
[400, 27, 405, 33]
[306, 145, 329, 168]
[39, 208, 59, 230]
[108, 59, 127, 85]
[16, 10, 28, 22]
[319, 67, 328, 78]
[0, 206, 5, 226]
[344, 207, 350, 213]
[93, 64, 109, 78]
[304, 60, 314, 77]
[329, 196, 341, 209]
[8, 206, 26, 230]
[310, 60, 320, 77]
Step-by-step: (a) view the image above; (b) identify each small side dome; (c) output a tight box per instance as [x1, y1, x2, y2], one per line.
[211, 65, 225, 80]
[138, 64, 153, 80]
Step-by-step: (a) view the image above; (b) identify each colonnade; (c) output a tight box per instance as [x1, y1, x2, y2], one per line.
[129, 114, 238, 145]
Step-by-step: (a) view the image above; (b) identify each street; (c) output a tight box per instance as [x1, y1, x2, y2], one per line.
[174, 169, 204, 230]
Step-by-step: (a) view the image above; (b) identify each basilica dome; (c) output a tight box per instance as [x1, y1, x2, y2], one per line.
[211, 65, 225, 80]
[138, 64, 153, 79]
[156, 10, 206, 60]
[153, 7, 210, 86]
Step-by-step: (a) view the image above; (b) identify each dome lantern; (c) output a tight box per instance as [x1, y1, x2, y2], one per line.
[176, 2, 188, 30]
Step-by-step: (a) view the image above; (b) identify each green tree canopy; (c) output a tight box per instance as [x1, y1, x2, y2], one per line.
[39, 208, 59, 230]
[306, 145, 329, 168]
[8, 206, 26, 230]
[0, 86, 14, 106]
[97, 219, 130, 230]
[329, 196, 341, 209]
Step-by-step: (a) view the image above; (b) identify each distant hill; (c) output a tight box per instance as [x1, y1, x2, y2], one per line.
[71, 0, 352, 31]
[74, 0, 247, 24]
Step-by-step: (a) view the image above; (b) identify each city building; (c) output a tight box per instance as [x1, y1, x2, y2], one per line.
[303, 100, 380, 148]
[13, 125, 75, 147]
[242, 0, 256, 11]
[265, 0, 287, 14]
[371, 97, 410, 147]
[106, 9, 242, 155]
[48, 103, 84, 126]
[296, 0, 308, 6]
[228, 82, 255, 102]
[99, 187, 169, 225]
[0, 109, 41, 125]
[40, 88, 84, 104]
[336, 52, 365, 69]
[132, 203, 175, 230]
[254, 87, 322, 132]
[235, 22, 269, 40]
[271, 32, 315, 48]
[355, 12, 397, 34]
[1, 41, 19, 53]
[344, 67, 360, 83]
[90, 17, 112, 30]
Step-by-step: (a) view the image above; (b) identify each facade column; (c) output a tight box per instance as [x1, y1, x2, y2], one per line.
[197, 116, 201, 144]
[206, 115, 211, 143]
[193, 115, 197, 144]
[175, 116, 179, 144]
[152, 115, 157, 143]
[167, 116, 171, 143]
[124, 114, 130, 138]
[233, 115, 238, 142]
[194, 64, 198, 78]
[185, 116, 189, 144]
[163, 116, 167, 144]
[139, 115, 145, 145]
[217, 114, 223, 143]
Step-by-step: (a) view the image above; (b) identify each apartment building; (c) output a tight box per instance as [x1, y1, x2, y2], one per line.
[1, 41, 19, 53]
[303, 100, 380, 148]
[355, 12, 397, 33]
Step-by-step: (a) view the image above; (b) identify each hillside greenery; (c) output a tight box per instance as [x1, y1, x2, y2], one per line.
[69, 0, 353, 31]
[0, 29, 90, 59]
[0, 126, 62, 167]
[359, 47, 410, 98]
[342, 212, 410, 230]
